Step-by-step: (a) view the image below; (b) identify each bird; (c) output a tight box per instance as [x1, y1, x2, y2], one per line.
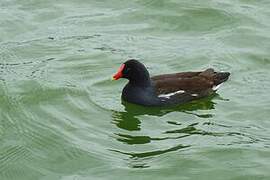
[112, 59, 230, 106]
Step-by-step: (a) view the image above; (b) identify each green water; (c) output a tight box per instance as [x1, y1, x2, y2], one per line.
[1, 0, 270, 179]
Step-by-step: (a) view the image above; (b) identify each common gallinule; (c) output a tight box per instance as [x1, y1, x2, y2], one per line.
[113, 59, 230, 106]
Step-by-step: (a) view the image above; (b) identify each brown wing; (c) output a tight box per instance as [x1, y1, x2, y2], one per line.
[152, 69, 216, 95]
[151, 71, 201, 81]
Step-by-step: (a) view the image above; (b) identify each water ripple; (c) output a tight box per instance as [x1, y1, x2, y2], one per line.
[1, 0, 270, 178]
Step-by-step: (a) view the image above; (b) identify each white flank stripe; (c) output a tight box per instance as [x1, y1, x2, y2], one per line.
[158, 90, 185, 99]
[191, 94, 198, 97]
[212, 84, 222, 91]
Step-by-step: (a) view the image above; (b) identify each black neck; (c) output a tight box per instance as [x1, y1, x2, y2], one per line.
[129, 70, 151, 87]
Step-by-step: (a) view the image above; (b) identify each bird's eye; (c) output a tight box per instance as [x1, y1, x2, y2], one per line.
[125, 68, 131, 73]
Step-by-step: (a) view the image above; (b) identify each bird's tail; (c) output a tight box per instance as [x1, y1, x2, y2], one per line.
[199, 68, 230, 86]
[213, 72, 230, 85]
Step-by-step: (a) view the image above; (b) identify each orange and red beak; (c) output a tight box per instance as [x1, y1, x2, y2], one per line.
[112, 64, 125, 80]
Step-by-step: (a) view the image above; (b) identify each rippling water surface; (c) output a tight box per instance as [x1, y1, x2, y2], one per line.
[1, 0, 270, 179]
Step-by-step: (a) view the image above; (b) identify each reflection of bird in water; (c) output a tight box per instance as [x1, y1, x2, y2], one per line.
[110, 95, 233, 167]
[112, 110, 142, 131]
[112, 94, 218, 132]
[111, 94, 224, 145]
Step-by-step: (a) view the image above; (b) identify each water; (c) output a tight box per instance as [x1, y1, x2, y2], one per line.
[0, 0, 270, 179]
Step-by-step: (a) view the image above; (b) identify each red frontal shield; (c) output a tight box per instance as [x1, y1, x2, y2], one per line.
[113, 64, 125, 80]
